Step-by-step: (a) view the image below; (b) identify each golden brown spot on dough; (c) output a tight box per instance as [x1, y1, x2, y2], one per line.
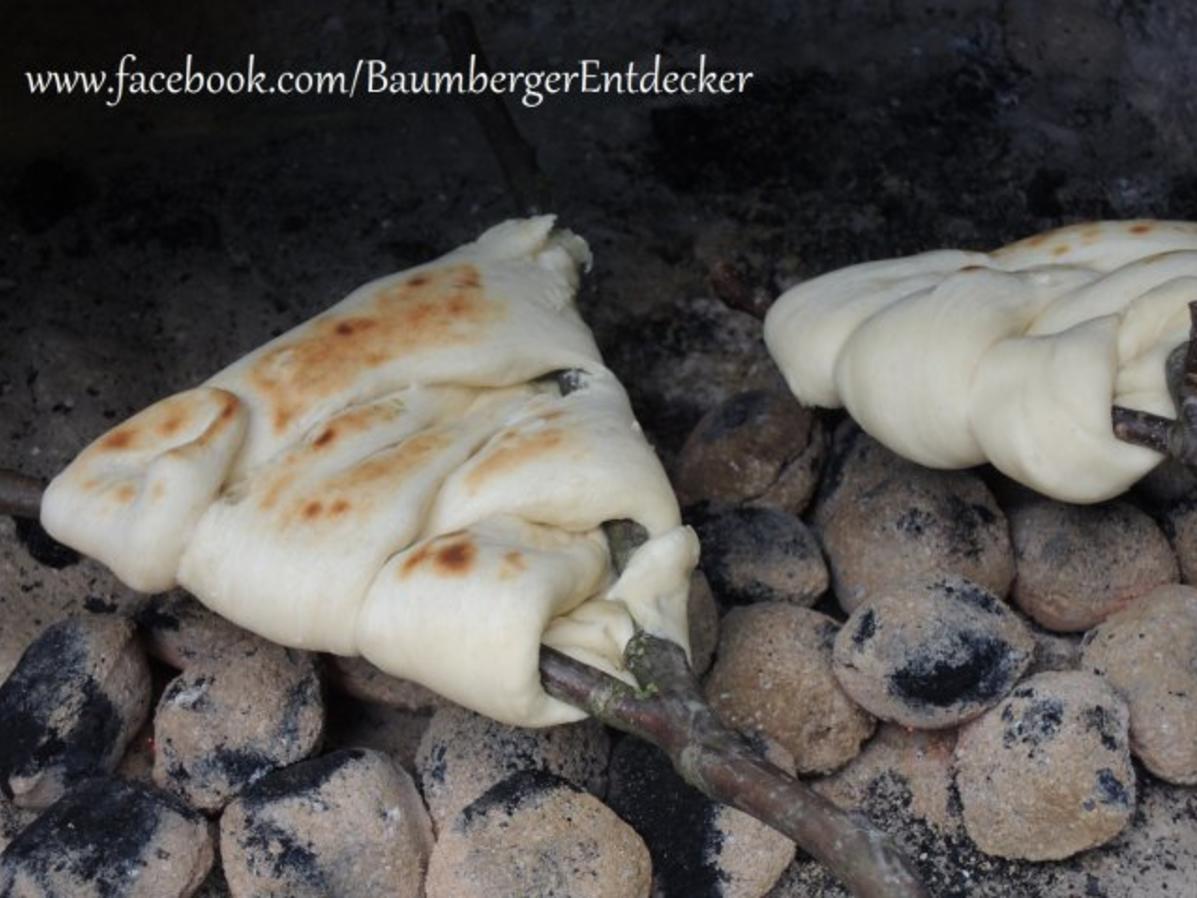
[1051, 244, 1071, 256]
[195, 394, 241, 446]
[114, 483, 137, 503]
[398, 531, 476, 577]
[538, 409, 566, 422]
[1027, 234, 1049, 247]
[330, 431, 453, 492]
[1081, 225, 1103, 243]
[465, 427, 568, 492]
[334, 317, 377, 337]
[399, 543, 435, 577]
[278, 430, 451, 524]
[1130, 223, 1153, 234]
[151, 482, 165, 501]
[499, 550, 527, 579]
[454, 268, 481, 290]
[250, 263, 496, 434]
[158, 414, 185, 437]
[259, 471, 297, 510]
[434, 539, 476, 575]
[308, 402, 403, 452]
[101, 429, 136, 451]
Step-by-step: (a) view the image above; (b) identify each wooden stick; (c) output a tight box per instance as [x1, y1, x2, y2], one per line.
[1113, 301, 1197, 466]
[439, 10, 554, 216]
[541, 635, 931, 898]
[1112, 406, 1173, 455]
[0, 470, 42, 519]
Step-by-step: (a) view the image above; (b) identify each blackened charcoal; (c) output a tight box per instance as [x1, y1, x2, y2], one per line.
[605, 735, 794, 897]
[0, 616, 150, 809]
[0, 776, 213, 898]
[692, 505, 827, 606]
[220, 749, 431, 898]
[833, 576, 1034, 729]
[152, 639, 324, 812]
[414, 704, 608, 830]
[426, 768, 650, 898]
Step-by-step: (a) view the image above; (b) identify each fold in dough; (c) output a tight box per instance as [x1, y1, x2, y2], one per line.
[764, 220, 1197, 502]
[42, 216, 698, 726]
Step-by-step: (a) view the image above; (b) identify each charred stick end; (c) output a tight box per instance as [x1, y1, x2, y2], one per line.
[0, 470, 44, 520]
[1112, 405, 1174, 456]
[439, 10, 553, 216]
[1185, 302, 1197, 385]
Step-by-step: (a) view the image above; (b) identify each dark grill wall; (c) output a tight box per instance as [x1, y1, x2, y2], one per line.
[2, 0, 1197, 470]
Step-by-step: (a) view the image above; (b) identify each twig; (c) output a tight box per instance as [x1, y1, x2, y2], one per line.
[541, 634, 931, 898]
[1113, 301, 1197, 466]
[439, 10, 554, 215]
[0, 470, 42, 519]
[1112, 406, 1172, 456]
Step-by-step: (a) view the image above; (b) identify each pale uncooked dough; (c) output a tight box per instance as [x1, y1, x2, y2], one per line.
[765, 220, 1197, 502]
[41, 217, 698, 727]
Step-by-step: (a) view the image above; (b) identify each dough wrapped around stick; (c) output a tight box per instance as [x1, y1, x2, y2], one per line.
[765, 220, 1197, 502]
[41, 216, 698, 727]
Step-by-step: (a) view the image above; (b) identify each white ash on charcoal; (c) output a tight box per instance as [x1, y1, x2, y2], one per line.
[812, 723, 960, 835]
[220, 748, 432, 898]
[0, 776, 213, 898]
[832, 575, 1034, 729]
[0, 515, 146, 684]
[323, 698, 431, 773]
[1080, 584, 1197, 784]
[152, 638, 324, 812]
[606, 734, 795, 898]
[0, 615, 150, 808]
[814, 430, 1013, 614]
[0, 800, 35, 854]
[414, 704, 609, 831]
[135, 590, 254, 670]
[690, 505, 828, 606]
[705, 603, 874, 774]
[688, 570, 721, 676]
[425, 770, 651, 898]
[954, 670, 1136, 861]
[673, 389, 825, 514]
[770, 751, 1197, 897]
[322, 654, 446, 712]
[1008, 499, 1178, 632]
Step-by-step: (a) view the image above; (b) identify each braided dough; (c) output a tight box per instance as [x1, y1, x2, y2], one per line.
[41, 217, 698, 726]
[765, 220, 1197, 503]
